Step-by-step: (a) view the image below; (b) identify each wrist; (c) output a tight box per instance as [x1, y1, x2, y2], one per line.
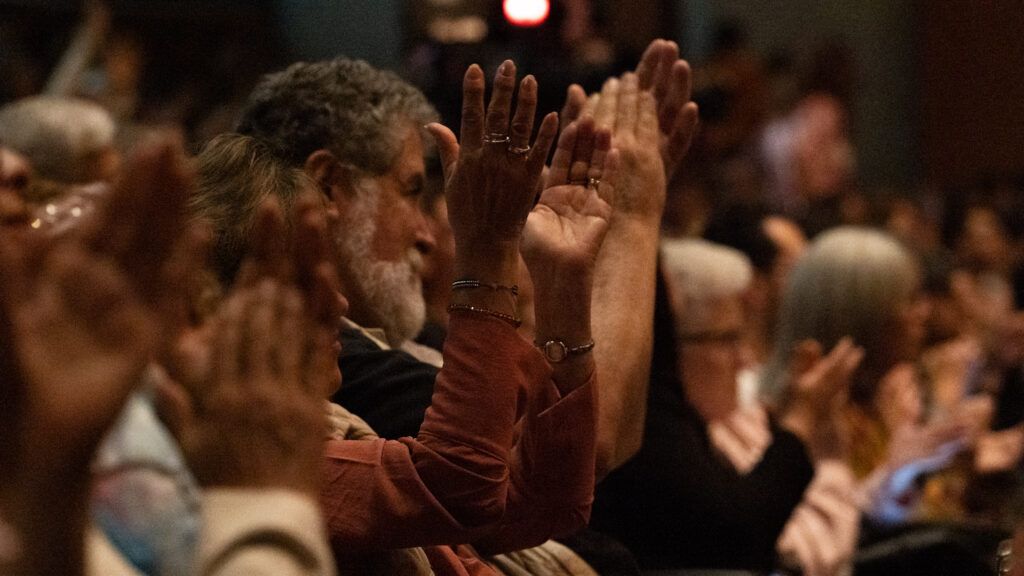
[454, 244, 520, 286]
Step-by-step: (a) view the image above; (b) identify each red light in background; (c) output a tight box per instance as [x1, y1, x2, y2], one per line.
[503, 0, 550, 27]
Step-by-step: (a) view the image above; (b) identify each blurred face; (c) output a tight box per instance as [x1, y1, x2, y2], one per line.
[0, 147, 32, 197]
[678, 296, 751, 421]
[891, 283, 931, 363]
[333, 127, 436, 345]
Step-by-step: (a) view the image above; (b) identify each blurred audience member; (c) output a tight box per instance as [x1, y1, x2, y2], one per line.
[0, 96, 119, 198]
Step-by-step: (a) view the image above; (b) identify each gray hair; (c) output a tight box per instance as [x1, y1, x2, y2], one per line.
[661, 238, 753, 333]
[190, 133, 317, 285]
[236, 58, 438, 173]
[0, 96, 116, 183]
[760, 226, 919, 405]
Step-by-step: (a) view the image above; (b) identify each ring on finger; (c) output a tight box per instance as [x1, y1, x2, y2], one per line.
[588, 177, 602, 189]
[483, 133, 510, 145]
[508, 144, 530, 157]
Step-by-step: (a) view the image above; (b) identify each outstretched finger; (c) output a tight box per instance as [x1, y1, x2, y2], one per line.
[588, 129, 612, 183]
[659, 60, 693, 134]
[616, 73, 640, 136]
[560, 84, 587, 128]
[276, 287, 305, 391]
[214, 292, 247, 391]
[509, 75, 538, 153]
[548, 119, 579, 186]
[526, 112, 559, 182]
[459, 65, 486, 152]
[652, 41, 679, 104]
[89, 136, 192, 304]
[234, 196, 291, 288]
[245, 280, 278, 385]
[663, 102, 700, 179]
[484, 60, 517, 142]
[593, 77, 620, 131]
[637, 92, 659, 145]
[569, 117, 596, 184]
[635, 39, 666, 90]
[426, 122, 460, 181]
[595, 148, 620, 207]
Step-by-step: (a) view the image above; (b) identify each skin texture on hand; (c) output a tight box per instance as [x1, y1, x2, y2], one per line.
[779, 338, 864, 460]
[523, 116, 616, 394]
[561, 39, 700, 476]
[428, 60, 559, 322]
[428, 61, 557, 286]
[157, 194, 347, 499]
[0, 136, 191, 576]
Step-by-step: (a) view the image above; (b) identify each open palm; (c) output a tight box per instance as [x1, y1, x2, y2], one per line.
[522, 117, 617, 275]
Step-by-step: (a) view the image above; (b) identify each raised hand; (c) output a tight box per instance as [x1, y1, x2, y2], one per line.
[157, 193, 345, 498]
[158, 279, 327, 497]
[634, 39, 700, 182]
[522, 117, 616, 391]
[0, 136, 191, 575]
[590, 72, 666, 222]
[780, 338, 864, 459]
[427, 61, 558, 269]
[521, 117, 616, 276]
[561, 39, 699, 185]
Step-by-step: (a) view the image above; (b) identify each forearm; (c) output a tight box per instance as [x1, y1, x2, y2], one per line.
[591, 216, 661, 476]
[532, 267, 595, 396]
[472, 373, 598, 555]
[322, 313, 553, 549]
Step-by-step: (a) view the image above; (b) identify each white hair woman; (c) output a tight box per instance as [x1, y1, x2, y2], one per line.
[662, 238, 755, 423]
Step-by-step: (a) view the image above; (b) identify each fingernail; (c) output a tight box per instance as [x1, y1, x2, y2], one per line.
[499, 60, 512, 74]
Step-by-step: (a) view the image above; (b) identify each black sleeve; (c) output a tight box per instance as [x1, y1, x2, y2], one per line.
[591, 383, 815, 572]
[330, 328, 438, 439]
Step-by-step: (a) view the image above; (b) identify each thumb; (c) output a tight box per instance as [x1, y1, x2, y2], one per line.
[426, 123, 459, 181]
[153, 377, 195, 442]
[790, 339, 823, 380]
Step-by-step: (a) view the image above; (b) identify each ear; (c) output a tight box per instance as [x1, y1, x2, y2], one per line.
[304, 149, 355, 221]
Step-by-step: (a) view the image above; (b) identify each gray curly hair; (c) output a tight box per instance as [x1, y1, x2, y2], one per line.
[237, 58, 438, 173]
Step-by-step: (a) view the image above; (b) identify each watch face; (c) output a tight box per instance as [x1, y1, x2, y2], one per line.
[543, 340, 568, 362]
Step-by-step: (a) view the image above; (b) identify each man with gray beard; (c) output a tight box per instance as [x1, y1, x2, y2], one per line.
[238, 58, 442, 438]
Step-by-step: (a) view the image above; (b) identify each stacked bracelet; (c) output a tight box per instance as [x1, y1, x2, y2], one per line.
[447, 303, 522, 327]
[451, 279, 519, 296]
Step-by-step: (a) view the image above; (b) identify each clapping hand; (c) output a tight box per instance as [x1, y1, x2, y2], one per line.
[427, 60, 558, 274]
[0, 137, 192, 575]
[157, 193, 346, 498]
[521, 116, 616, 279]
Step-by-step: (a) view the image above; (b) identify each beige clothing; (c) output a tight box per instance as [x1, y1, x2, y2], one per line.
[488, 540, 598, 576]
[85, 489, 336, 576]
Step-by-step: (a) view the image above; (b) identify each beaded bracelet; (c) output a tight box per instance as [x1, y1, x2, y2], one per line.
[447, 303, 522, 327]
[451, 279, 519, 296]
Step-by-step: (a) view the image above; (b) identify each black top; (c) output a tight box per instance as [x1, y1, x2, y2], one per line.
[584, 268, 815, 572]
[331, 327, 438, 439]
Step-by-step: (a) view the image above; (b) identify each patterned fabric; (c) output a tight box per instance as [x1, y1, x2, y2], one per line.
[91, 367, 201, 576]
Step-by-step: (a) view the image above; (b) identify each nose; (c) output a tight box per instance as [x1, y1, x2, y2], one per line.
[413, 205, 437, 256]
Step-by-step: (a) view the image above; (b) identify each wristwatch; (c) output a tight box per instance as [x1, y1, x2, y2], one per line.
[535, 339, 595, 363]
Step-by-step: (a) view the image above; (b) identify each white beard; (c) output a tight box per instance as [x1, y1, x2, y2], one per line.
[335, 186, 426, 347]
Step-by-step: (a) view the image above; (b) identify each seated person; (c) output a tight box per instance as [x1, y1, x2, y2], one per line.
[197, 57, 617, 575]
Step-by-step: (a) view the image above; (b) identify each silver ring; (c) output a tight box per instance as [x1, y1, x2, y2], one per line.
[508, 144, 530, 157]
[482, 133, 510, 145]
[588, 177, 602, 189]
